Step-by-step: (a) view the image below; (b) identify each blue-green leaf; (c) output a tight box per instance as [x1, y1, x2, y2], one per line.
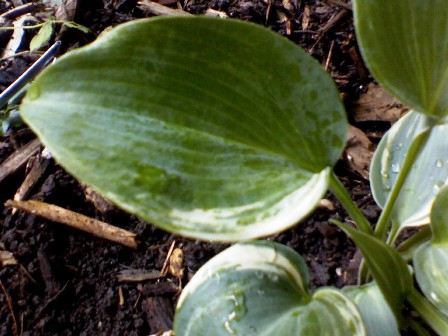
[354, 0, 448, 118]
[175, 241, 366, 335]
[370, 111, 448, 230]
[20, 17, 347, 241]
[344, 283, 400, 336]
[414, 185, 448, 316]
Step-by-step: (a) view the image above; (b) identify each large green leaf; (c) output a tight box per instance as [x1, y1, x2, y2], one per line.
[354, 0, 448, 117]
[343, 283, 400, 336]
[414, 185, 448, 316]
[174, 241, 366, 335]
[370, 111, 448, 229]
[333, 221, 413, 324]
[20, 17, 347, 241]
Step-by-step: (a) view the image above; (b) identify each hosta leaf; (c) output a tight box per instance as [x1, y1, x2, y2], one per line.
[371, 111, 448, 229]
[414, 185, 448, 316]
[20, 17, 347, 241]
[174, 241, 366, 336]
[354, 0, 448, 117]
[344, 283, 400, 336]
[334, 222, 413, 324]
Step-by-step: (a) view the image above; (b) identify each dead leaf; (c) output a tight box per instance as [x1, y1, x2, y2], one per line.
[352, 83, 409, 124]
[344, 125, 375, 180]
[55, 0, 78, 21]
[169, 248, 184, 280]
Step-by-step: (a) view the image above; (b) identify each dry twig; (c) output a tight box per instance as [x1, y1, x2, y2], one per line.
[5, 200, 138, 249]
[0, 280, 18, 336]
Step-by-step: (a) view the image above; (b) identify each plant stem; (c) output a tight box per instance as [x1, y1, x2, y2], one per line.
[385, 224, 400, 246]
[374, 128, 432, 241]
[397, 226, 432, 262]
[408, 289, 448, 335]
[357, 259, 370, 285]
[408, 319, 432, 336]
[329, 171, 373, 234]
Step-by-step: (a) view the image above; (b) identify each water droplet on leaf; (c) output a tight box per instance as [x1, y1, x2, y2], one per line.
[430, 292, 441, 303]
[223, 290, 247, 334]
[436, 159, 444, 168]
[391, 163, 400, 173]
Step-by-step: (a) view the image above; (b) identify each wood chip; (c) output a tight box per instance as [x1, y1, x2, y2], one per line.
[0, 251, 17, 266]
[141, 281, 178, 296]
[138, 0, 192, 16]
[204, 9, 228, 18]
[301, 5, 311, 30]
[118, 286, 125, 306]
[150, 331, 175, 336]
[4, 199, 138, 249]
[83, 186, 115, 214]
[117, 269, 164, 282]
[318, 198, 336, 211]
[14, 153, 51, 204]
[0, 139, 40, 185]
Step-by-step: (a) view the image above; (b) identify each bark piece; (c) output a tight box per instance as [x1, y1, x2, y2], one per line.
[142, 296, 174, 334]
[141, 281, 178, 296]
[0, 139, 40, 185]
[14, 153, 51, 203]
[0, 251, 17, 266]
[117, 269, 164, 283]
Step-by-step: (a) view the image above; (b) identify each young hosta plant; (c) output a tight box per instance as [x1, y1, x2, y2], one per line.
[175, 241, 366, 335]
[15, 0, 448, 335]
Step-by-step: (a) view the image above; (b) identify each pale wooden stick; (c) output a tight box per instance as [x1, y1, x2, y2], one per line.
[5, 199, 138, 249]
[138, 0, 192, 16]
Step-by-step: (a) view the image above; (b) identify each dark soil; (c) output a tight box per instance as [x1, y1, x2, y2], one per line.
[1, 1, 387, 335]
